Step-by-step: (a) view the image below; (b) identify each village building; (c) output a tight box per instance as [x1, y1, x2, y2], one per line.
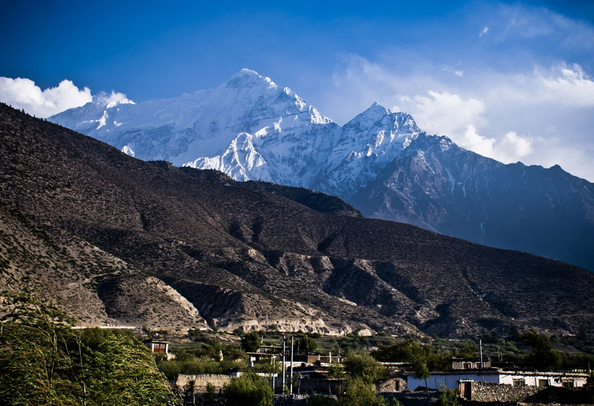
[143, 339, 175, 360]
[406, 368, 589, 392]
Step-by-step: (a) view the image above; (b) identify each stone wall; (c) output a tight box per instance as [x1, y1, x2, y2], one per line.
[468, 381, 543, 402]
[176, 374, 231, 393]
[377, 378, 408, 393]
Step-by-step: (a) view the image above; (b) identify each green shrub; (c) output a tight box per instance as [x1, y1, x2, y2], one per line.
[338, 378, 385, 406]
[223, 371, 273, 406]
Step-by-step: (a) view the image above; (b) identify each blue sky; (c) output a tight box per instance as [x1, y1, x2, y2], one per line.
[1, 0, 594, 181]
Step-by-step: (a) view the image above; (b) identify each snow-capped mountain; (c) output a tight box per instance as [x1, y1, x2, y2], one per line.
[312, 103, 421, 199]
[51, 69, 331, 166]
[188, 100, 422, 196]
[49, 69, 594, 272]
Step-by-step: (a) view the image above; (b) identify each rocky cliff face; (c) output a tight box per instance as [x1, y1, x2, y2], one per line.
[4, 104, 594, 338]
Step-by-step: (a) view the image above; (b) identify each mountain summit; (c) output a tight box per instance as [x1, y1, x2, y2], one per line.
[50, 68, 331, 166]
[49, 70, 594, 271]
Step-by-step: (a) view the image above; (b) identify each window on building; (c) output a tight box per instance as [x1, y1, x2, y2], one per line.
[538, 379, 548, 387]
[513, 379, 525, 387]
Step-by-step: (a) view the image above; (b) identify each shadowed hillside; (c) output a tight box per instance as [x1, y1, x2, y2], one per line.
[1, 103, 593, 338]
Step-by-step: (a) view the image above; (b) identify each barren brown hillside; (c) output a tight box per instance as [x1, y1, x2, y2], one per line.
[1, 103, 593, 338]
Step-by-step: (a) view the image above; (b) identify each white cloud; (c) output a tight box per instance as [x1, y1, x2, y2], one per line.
[393, 91, 485, 140]
[479, 26, 489, 37]
[442, 126, 533, 165]
[535, 63, 594, 107]
[440, 65, 464, 77]
[459, 125, 496, 157]
[94, 90, 132, 107]
[324, 55, 594, 181]
[498, 131, 533, 159]
[0, 77, 93, 118]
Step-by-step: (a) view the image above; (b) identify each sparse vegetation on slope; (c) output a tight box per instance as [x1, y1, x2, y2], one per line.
[1, 103, 594, 340]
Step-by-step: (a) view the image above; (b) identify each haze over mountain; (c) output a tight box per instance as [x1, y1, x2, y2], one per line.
[50, 70, 594, 272]
[3, 103, 594, 339]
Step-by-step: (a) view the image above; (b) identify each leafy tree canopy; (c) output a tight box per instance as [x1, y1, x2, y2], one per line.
[521, 330, 563, 371]
[0, 292, 179, 406]
[343, 352, 390, 384]
[298, 334, 317, 354]
[223, 370, 273, 406]
[242, 331, 261, 352]
[372, 339, 450, 371]
[338, 378, 386, 406]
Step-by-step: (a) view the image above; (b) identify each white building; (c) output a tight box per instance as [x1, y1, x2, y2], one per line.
[405, 369, 589, 391]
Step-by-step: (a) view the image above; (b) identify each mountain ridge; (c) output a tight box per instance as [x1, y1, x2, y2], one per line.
[4, 103, 594, 339]
[48, 70, 594, 271]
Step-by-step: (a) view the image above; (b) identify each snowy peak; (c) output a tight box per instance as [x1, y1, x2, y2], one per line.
[49, 69, 333, 164]
[190, 132, 273, 182]
[44, 70, 594, 273]
[358, 102, 391, 121]
[347, 102, 420, 134]
[223, 68, 278, 90]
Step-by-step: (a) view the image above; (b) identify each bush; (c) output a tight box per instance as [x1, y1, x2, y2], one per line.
[223, 371, 273, 406]
[338, 378, 386, 406]
[343, 352, 390, 384]
[312, 393, 339, 406]
[438, 385, 460, 406]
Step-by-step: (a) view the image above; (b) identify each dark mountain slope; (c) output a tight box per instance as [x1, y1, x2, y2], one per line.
[1, 103, 593, 338]
[48, 71, 594, 273]
[351, 134, 594, 271]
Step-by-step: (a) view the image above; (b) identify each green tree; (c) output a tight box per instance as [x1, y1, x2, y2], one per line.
[242, 331, 261, 352]
[372, 339, 422, 362]
[327, 363, 345, 379]
[413, 358, 431, 400]
[205, 382, 217, 402]
[0, 293, 81, 405]
[521, 330, 563, 371]
[83, 329, 178, 405]
[0, 292, 179, 406]
[455, 344, 477, 359]
[298, 334, 317, 354]
[372, 339, 450, 371]
[343, 352, 389, 384]
[337, 378, 386, 406]
[223, 371, 273, 406]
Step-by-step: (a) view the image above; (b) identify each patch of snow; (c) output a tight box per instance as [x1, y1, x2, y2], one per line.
[121, 145, 135, 157]
[96, 110, 108, 129]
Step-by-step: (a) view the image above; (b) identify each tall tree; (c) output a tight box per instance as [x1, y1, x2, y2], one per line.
[521, 330, 563, 371]
[0, 292, 180, 406]
[338, 378, 386, 406]
[343, 352, 389, 384]
[242, 332, 261, 352]
[298, 334, 317, 354]
[413, 359, 431, 400]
